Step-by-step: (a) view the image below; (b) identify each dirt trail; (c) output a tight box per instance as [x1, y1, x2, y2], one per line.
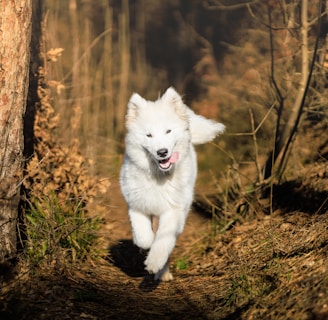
[2, 176, 222, 320]
[69, 169, 328, 320]
[2, 166, 328, 320]
[81, 179, 220, 320]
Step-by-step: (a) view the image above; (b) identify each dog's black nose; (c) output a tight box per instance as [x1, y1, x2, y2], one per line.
[157, 148, 168, 158]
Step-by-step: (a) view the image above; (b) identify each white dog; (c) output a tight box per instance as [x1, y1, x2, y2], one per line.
[120, 87, 225, 281]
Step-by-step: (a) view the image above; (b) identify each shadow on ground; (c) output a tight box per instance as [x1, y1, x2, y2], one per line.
[109, 239, 146, 278]
[272, 180, 328, 214]
[108, 239, 160, 292]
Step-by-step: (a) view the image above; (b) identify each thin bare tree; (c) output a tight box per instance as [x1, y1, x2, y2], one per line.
[263, 0, 324, 181]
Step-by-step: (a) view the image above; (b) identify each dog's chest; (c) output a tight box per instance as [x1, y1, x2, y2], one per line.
[132, 174, 192, 215]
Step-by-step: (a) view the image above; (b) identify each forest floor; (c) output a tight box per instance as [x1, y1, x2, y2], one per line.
[1, 162, 328, 320]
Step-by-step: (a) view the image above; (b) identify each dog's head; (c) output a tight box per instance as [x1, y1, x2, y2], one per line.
[125, 88, 191, 172]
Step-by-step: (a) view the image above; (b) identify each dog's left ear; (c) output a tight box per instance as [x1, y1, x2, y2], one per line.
[161, 87, 183, 107]
[161, 87, 188, 121]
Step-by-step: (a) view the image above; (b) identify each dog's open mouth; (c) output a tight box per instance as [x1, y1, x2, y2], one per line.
[158, 152, 179, 171]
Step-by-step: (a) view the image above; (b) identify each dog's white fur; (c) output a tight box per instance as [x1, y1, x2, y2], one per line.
[120, 87, 225, 281]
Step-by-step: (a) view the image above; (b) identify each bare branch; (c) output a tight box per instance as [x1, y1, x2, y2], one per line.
[205, 0, 260, 11]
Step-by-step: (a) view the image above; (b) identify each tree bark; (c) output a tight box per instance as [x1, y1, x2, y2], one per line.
[0, 0, 32, 262]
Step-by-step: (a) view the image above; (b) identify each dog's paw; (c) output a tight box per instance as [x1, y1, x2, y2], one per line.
[145, 254, 174, 282]
[144, 251, 166, 275]
[155, 269, 173, 282]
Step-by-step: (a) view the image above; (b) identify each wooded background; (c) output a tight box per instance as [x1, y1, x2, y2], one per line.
[43, 0, 328, 181]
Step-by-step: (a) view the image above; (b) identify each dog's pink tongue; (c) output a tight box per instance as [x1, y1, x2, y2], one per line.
[169, 152, 179, 163]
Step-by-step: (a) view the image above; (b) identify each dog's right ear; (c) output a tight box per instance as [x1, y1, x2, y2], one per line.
[126, 93, 146, 123]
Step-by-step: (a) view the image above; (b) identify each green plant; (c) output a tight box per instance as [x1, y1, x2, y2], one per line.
[175, 257, 190, 270]
[25, 193, 100, 265]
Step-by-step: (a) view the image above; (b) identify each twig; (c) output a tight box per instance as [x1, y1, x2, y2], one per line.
[249, 109, 263, 183]
[61, 28, 112, 83]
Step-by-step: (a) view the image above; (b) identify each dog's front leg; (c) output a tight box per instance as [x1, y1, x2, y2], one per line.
[144, 210, 182, 281]
[129, 209, 154, 250]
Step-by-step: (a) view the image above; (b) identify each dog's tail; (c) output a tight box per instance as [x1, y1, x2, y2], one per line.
[160, 87, 225, 145]
[187, 108, 225, 145]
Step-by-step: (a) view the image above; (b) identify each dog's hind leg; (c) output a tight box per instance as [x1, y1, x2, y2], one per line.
[154, 260, 173, 282]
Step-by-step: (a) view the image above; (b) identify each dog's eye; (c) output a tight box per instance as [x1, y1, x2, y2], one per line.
[146, 133, 152, 138]
[166, 129, 171, 134]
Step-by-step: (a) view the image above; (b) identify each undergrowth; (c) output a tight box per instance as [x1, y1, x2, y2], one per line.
[20, 35, 110, 271]
[25, 193, 100, 266]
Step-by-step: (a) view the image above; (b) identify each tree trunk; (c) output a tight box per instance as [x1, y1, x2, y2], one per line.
[0, 0, 32, 262]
